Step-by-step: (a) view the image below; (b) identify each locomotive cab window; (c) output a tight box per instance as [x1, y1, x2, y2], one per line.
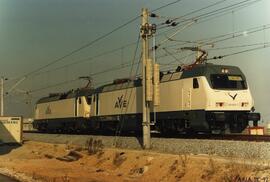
[210, 74, 247, 90]
[193, 78, 199, 89]
[78, 98, 82, 104]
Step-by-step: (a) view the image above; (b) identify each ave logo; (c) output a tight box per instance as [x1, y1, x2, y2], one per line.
[114, 95, 127, 108]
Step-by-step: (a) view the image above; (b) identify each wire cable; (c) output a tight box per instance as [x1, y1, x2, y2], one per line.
[22, 0, 230, 79]
[22, 0, 260, 80]
[113, 34, 141, 143]
[207, 42, 270, 50]
[157, 0, 262, 36]
[32, 41, 138, 77]
[28, 78, 80, 93]
[31, 23, 269, 91]
[24, 16, 140, 78]
[11, 0, 266, 102]
[207, 44, 270, 60]
[158, 0, 227, 26]
[18, 0, 185, 79]
[165, 24, 270, 48]
[151, 0, 184, 12]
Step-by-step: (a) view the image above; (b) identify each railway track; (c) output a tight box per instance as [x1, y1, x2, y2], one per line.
[204, 134, 270, 142]
[153, 133, 270, 142]
[23, 132, 270, 159]
[171, 134, 270, 142]
[24, 130, 270, 142]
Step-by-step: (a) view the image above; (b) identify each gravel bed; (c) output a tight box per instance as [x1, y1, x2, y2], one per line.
[24, 133, 270, 160]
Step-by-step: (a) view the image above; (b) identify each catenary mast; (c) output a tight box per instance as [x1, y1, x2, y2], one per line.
[140, 8, 157, 149]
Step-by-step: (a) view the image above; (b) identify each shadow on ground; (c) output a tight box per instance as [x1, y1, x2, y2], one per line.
[0, 144, 21, 155]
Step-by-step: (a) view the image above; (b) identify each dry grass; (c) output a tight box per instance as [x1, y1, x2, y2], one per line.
[169, 160, 178, 172]
[61, 174, 70, 182]
[129, 166, 145, 175]
[167, 154, 189, 181]
[179, 154, 188, 168]
[201, 158, 217, 180]
[222, 166, 242, 182]
[85, 138, 104, 156]
[112, 152, 127, 167]
[177, 155, 189, 180]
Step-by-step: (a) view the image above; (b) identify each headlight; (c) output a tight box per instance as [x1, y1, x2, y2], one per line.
[216, 102, 224, 107]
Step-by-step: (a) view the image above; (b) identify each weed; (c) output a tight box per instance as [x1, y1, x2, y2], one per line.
[61, 174, 70, 182]
[129, 167, 144, 175]
[113, 152, 127, 167]
[86, 138, 104, 155]
[201, 158, 216, 180]
[179, 154, 188, 168]
[169, 160, 178, 172]
[221, 160, 245, 182]
[32, 171, 37, 180]
[175, 170, 186, 181]
[168, 155, 189, 180]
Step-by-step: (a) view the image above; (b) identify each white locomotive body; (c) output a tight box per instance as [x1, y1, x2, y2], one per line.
[33, 64, 260, 134]
[33, 89, 93, 132]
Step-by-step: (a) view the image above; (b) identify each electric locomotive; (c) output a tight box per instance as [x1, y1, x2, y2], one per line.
[33, 63, 260, 134]
[33, 89, 93, 132]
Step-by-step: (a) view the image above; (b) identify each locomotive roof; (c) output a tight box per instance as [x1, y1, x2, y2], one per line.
[180, 63, 245, 79]
[96, 64, 245, 93]
[96, 79, 142, 93]
[36, 88, 94, 104]
[36, 64, 246, 102]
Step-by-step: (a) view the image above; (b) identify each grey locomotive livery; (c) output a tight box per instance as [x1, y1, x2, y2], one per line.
[33, 64, 260, 134]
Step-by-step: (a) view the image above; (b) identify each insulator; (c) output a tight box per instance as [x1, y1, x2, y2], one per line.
[171, 22, 178, 27]
[153, 63, 160, 106]
[153, 84, 160, 106]
[151, 24, 157, 34]
[146, 59, 153, 101]
[153, 64, 160, 85]
[146, 59, 152, 81]
[165, 19, 172, 24]
[149, 13, 157, 18]
[146, 78, 153, 101]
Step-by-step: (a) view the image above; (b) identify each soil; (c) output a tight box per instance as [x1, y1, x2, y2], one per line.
[0, 174, 19, 182]
[0, 141, 269, 182]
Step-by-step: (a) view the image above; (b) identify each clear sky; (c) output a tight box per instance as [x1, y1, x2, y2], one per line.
[0, 0, 270, 124]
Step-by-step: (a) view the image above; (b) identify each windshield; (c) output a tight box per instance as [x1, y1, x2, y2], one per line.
[210, 74, 247, 90]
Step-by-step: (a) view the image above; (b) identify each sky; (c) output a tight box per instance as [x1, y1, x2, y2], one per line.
[0, 0, 270, 124]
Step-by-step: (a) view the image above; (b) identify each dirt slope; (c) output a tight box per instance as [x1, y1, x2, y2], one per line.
[0, 141, 269, 182]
